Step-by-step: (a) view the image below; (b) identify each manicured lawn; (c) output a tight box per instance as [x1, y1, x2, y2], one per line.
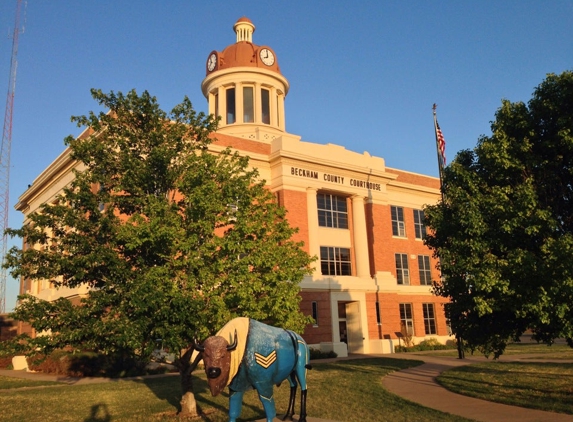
[0, 358, 474, 422]
[0, 375, 61, 390]
[503, 342, 573, 358]
[403, 342, 573, 359]
[437, 361, 573, 415]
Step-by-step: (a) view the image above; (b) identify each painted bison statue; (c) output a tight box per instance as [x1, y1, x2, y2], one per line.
[194, 317, 311, 422]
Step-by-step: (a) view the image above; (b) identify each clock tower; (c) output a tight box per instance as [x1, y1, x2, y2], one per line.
[201, 17, 289, 142]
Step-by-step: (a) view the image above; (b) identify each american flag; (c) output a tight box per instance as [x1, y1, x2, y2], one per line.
[435, 120, 446, 167]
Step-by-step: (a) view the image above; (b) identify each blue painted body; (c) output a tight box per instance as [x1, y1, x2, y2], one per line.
[227, 319, 309, 422]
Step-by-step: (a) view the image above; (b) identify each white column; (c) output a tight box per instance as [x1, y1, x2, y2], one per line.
[277, 92, 285, 131]
[306, 187, 320, 275]
[217, 86, 226, 126]
[351, 195, 370, 278]
[208, 91, 215, 116]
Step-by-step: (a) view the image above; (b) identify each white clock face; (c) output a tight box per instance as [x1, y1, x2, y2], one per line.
[207, 53, 217, 71]
[259, 48, 275, 66]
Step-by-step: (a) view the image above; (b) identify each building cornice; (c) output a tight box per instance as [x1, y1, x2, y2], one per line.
[15, 147, 77, 213]
[269, 136, 397, 181]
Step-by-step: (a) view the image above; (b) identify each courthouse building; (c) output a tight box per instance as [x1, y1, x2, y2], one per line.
[16, 17, 450, 357]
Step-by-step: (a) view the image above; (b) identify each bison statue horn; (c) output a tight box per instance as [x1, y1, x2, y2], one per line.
[193, 329, 237, 352]
[226, 329, 238, 351]
[192, 339, 205, 352]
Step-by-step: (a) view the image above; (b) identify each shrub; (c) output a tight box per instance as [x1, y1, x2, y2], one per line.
[28, 351, 70, 375]
[445, 339, 457, 348]
[0, 355, 13, 369]
[309, 348, 337, 360]
[416, 338, 445, 350]
[27, 351, 149, 378]
[395, 338, 456, 353]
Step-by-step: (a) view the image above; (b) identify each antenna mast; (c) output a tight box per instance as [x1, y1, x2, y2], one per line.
[0, 0, 24, 313]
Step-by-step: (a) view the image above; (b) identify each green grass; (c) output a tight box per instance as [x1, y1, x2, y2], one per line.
[405, 342, 573, 358]
[0, 358, 474, 422]
[437, 361, 573, 415]
[0, 375, 61, 390]
[503, 342, 573, 358]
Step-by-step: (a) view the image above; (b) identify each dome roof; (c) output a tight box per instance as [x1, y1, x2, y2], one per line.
[235, 16, 253, 25]
[220, 42, 258, 68]
[206, 17, 281, 75]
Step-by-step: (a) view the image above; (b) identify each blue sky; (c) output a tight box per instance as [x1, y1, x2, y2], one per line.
[1, 1, 571, 311]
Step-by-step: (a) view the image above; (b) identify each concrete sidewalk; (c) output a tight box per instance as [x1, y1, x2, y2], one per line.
[382, 353, 573, 422]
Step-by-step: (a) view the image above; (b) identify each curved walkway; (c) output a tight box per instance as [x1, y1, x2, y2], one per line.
[381, 353, 573, 422]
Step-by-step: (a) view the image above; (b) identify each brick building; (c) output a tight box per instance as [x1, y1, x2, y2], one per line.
[15, 17, 450, 357]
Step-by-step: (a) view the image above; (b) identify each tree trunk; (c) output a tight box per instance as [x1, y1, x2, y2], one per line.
[456, 335, 465, 359]
[180, 372, 198, 417]
[176, 347, 202, 417]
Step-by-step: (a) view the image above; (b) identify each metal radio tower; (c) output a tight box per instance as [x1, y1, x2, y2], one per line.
[0, 0, 24, 313]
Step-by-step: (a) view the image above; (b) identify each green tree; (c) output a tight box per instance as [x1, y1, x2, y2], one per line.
[424, 71, 573, 358]
[5, 89, 313, 415]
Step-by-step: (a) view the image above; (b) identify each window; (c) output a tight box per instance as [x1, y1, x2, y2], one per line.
[418, 255, 432, 286]
[226, 88, 236, 124]
[243, 86, 254, 123]
[375, 302, 381, 325]
[312, 301, 318, 326]
[414, 209, 426, 239]
[391, 206, 405, 237]
[261, 88, 270, 124]
[399, 303, 414, 336]
[317, 193, 348, 229]
[320, 246, 352, 276]
[395, 253, 410, 285]
[423, 303, 437, 335]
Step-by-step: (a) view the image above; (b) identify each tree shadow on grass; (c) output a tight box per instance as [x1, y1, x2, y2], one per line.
[192, 376, 272, 421]
[441, 362, 573, 396]
[140, 371, 307, 420]
[313, 357, 423, 377]
[139, 373, 266, 420]
[197, 390, 269, 422]
[140, 374, 183, 413]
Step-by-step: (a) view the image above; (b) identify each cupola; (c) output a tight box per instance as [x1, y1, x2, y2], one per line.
[201, 17, 290, 142]
[234, 17, 254, 42]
